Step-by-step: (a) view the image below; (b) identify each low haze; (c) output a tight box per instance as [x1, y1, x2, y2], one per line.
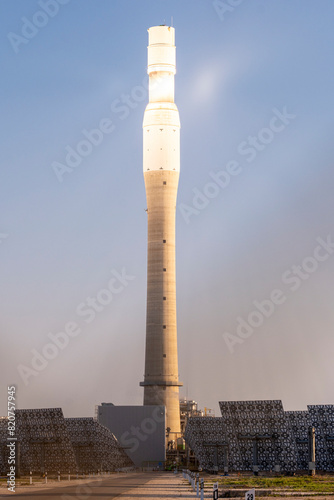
[1, 0, 333, 418]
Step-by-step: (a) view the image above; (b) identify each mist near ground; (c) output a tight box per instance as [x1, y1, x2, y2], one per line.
[1, 0, 333, 417]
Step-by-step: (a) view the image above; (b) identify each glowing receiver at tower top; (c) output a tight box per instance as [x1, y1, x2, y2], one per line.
[140, 25, 182, 440]
[143, 26, 180, 174]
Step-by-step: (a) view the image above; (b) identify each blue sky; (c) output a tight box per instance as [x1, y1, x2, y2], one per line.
[1, 0, 334, 417]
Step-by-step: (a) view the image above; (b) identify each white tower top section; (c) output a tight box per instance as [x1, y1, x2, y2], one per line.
[143, 26, 180, 173]
[147, 26, 176, 75]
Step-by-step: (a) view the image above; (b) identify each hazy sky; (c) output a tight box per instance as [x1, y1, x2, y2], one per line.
[1, 0, 333, 418]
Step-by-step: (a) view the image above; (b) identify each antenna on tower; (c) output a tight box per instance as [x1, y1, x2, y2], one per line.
[171, 16, 173, 27]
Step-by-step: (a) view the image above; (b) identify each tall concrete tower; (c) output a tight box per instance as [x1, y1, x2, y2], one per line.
[140, 25, 182, 440]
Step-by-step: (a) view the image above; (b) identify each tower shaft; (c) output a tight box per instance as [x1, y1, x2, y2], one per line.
[140, 26, 182, 440]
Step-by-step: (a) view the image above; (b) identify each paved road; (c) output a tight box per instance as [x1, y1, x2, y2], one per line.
[1, 472, 155, 499]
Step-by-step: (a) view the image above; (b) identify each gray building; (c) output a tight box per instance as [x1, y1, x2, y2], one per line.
[97, 403, 166, 467]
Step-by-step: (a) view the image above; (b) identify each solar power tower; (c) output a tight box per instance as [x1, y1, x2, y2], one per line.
[140, 25, 182, 441]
